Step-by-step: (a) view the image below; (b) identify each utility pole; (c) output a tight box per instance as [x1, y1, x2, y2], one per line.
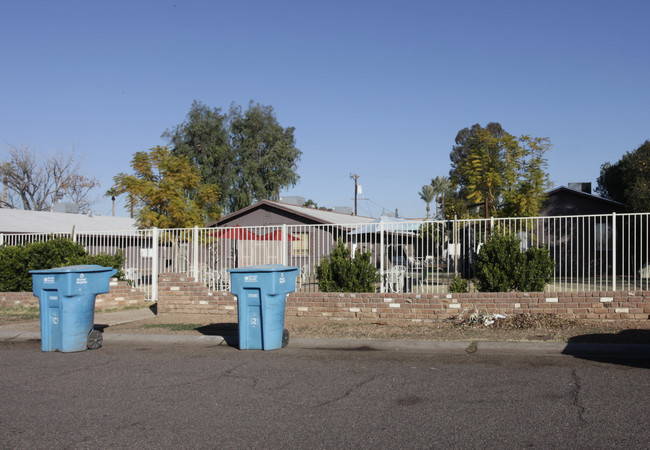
[350, 173, 359, 215]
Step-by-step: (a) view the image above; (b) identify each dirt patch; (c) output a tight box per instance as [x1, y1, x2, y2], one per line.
[102, 312, 650, 344]
[3, 306, 648, 344]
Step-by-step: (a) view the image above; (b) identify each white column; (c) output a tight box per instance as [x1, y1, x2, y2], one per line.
[151, 227, 159, 302]
[612, 212, 617, 291]
[193, 226, 199, 281]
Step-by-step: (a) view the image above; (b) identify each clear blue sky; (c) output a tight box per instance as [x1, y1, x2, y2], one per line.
[1, 0, 648, 219]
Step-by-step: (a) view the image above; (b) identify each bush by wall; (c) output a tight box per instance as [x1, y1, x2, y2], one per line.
[474, 233, 554, 292]
[0, 238, 125, 292]
[316, 240, 380, 293]
[449, 276, 469, 293]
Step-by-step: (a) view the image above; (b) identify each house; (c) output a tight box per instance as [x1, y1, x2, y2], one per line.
[541, 183, 626, 216]
[208, 199, 376, 228]
[207, 200, 377, 269]
[539, 184, 629, 277]
[0, 208, 137, 235]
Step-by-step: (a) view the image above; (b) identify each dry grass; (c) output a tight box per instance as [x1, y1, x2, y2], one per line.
[0, 307, 40, 323]
[2, 305, 648, 344]
[101, 311, 650, 344]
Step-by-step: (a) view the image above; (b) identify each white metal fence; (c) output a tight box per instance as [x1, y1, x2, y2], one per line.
[2, 212, 649, 300]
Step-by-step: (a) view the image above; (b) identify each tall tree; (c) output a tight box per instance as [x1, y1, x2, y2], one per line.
[596, 140, 650, 212]
[449, 123, 551, 218]
[500, 135, 551, 217]
[162, 101, 232, 207]
[449, 122, 506, 194]
[430, 175, 452, 218]
[104, 188, 119, 217]
[164, 100, 301, 213]
[112, 146, 221, 228]
[418, 184, 435, 218]
[0, 143, 98, 211]
[228, 102, 301, 212]
[456, 127, 505, 218]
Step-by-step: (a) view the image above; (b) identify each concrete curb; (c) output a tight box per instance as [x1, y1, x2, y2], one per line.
[104, 333, 228, 347]
[0, 330, 40, 342]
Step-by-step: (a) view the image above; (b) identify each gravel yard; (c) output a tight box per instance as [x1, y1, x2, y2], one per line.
[2, 305, 648, 344]
[103, 311, 650, 344]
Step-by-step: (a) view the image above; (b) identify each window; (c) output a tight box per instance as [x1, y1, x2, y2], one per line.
[292, 233, 309, 256]
[595, 223, 611, 249]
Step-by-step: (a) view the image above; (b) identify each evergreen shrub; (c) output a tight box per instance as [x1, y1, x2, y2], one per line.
[316, 240, 380, 293]
[474, 233, 554, 292]
[0, 238, 125, 292]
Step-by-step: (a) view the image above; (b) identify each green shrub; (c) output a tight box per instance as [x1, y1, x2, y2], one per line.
[26, 239, 87, 271]
[449, 276, 469, 293]
[474, 233, 554, 292]
[316, 240, 380, 292]
[0, 245, 31, 292]
[516, 247, 554, 292]
[0, 238, 125, 292]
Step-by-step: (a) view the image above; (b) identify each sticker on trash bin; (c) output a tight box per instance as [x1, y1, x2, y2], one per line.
[244, 275, 258, 283]
[44, 276, 55, 284]
[251, 317, 258, 325]
[52, 316, 59, 325]
[76, 273, 88, 285]
[279, 274, 286, 284]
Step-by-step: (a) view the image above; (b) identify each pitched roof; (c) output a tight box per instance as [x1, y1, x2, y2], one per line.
[0, 209, 138, 234]
[210, 199, 377, 227]
[545, 186, 626, 207]
[541, 186, 626, 216]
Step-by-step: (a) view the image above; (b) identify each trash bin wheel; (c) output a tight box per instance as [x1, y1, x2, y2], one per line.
[282, 329, 289, 348]
[87, 329, 103, 350]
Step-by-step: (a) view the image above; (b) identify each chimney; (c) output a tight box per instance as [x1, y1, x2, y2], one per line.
[568, 182, 591, 194]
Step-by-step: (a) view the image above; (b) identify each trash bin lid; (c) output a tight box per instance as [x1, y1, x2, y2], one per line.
[29, 264, 116, 275]
[228, 264, 299, 273]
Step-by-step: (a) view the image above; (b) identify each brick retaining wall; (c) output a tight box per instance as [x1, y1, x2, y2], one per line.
[5, 272, 647, 321]
[0, 279, 148, 311]
[156, 273, 650, 321]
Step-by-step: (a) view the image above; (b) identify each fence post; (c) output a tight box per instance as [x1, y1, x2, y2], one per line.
[282, 224, 288, 266]
[380, 221, 385, 293]
[612, 212, 617, 291]
[192, 226, 200, 281]
[453, 215, 458, 277]
[151, 227, 159, 302]
[0, 233, 3, 246]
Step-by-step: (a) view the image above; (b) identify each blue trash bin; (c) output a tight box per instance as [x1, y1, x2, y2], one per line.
[229, 264, 299, 350]
[30, 265, 117, 353]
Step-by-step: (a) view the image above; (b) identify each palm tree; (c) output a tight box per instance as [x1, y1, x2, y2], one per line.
[430, 176, 452, 218]
[418, 185, 436, 218]
[105, 188, 119, 217]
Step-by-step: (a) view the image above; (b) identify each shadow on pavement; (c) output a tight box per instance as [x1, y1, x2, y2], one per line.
[196, 323, 239, 347]
[562, 329, 650, 368]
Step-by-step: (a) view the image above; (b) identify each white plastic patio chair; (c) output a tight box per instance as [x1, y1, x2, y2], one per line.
[124, 267, 140, 287]
[386, 265, 406, 293]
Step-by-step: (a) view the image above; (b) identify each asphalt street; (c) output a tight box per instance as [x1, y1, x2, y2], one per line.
[1, 337, 649, 449]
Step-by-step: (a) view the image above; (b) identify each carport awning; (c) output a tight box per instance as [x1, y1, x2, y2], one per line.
[347, 216, 420, 236]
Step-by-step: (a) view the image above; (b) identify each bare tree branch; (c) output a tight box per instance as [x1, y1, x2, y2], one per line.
[0, 143, 99, 211]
